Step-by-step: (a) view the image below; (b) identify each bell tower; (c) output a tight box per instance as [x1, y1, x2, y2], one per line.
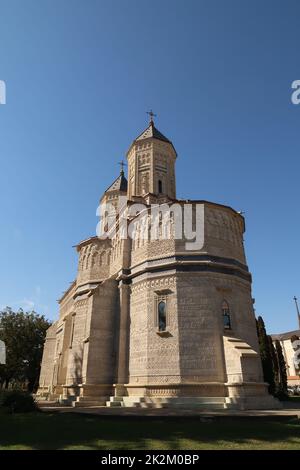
[126, 113, 177, 200]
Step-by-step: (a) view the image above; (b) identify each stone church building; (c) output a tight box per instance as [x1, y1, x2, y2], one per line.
[38, 118, 279, 409]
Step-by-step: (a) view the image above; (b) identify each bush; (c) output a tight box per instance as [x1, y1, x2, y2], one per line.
[275, 389, 289, 401]
[0, 389, 37, 413]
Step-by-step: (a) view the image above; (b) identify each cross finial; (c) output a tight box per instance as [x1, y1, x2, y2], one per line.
[146, 109, 157, 124]
[118, 160, 127, 175]
[293, 296, 300, 328]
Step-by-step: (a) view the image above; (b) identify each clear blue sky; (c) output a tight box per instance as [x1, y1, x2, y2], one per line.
[0, 0, 299, 334]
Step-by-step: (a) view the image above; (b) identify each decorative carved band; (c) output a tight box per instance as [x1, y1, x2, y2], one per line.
[131, 276, 177, 293]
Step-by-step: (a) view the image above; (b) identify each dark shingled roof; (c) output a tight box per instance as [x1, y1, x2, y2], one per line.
[105, 172, 128, 193]
[135, 121, 172, 144]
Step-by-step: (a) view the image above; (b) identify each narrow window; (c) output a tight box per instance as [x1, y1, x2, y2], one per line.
[69, 314, 76, 348]
[158, 301, 167, 331]
[222, 300, 231, 330]
[158, 180, 163, 194]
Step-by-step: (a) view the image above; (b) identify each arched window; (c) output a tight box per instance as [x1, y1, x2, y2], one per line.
[222, 300, 231, 330]
[158, 180, 163, 194]
[158, 301, 167, 332]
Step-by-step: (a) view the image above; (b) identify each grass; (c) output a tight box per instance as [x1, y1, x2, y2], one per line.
[0, 410, 300, 450]
[287, 396, 300, 403]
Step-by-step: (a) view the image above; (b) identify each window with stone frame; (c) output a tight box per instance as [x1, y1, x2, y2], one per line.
[155, 290, 172, 334]
[158, 179, 163, 194]
[69, 313, 76, 348]
[222, 300, 232, 330]
[158, 301, 167, 331]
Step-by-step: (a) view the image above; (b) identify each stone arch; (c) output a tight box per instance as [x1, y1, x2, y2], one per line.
[91, 251, 99, 267]
[100, 251, 106, 266]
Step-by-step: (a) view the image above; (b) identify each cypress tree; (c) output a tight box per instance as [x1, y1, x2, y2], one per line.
[275, 339, 288, 399]
[268, 335, 279, 394]
[256, 316, 276, 395]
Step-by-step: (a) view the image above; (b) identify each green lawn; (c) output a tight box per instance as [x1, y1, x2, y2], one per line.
[0, 411, 300, 450]
[287, 396, 300, 403]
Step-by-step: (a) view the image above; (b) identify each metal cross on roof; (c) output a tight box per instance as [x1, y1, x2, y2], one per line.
[146, 109, 157, 123]
[118, 160, 127, 174]
[294, 296, 300, 329]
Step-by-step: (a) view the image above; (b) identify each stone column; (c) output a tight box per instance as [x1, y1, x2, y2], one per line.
[115, 281, 130, 396]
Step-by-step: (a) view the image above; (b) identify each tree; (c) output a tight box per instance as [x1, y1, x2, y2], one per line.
[256, 315, 288, 400]
[274, 339, 288, 399]
[0, 308, 51, 392]
[256, 316, 276, 395]
[268, 336, 279, 394]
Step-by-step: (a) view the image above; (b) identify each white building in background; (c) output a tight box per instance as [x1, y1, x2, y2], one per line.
[272, 328, 300, 387]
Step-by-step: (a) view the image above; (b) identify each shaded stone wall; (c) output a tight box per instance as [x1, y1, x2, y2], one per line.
[85, 280, 119, 385]
[38, 322, 57, 388]
[65, 293, 92, 385]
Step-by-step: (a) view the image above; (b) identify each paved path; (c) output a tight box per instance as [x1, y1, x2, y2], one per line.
[39, 404, 300, 419]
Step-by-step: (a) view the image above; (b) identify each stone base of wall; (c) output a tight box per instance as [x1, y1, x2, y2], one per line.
[107, 394, 281, 410]
[39, 381, 281, 410]
[225, 395, 282, 410]
[110, 381, 282, 410]
[225, 381, 282, 410]
[36, 385, 63, 402]
[52, 385, 64, 395]
[107, 395, 227, 409]
[61, 383, 114, 398]
[124, 382, 227, 398]
[36, 386, 51, 397]
[226, 381, 270, 398]
[41, 383, 114, 406]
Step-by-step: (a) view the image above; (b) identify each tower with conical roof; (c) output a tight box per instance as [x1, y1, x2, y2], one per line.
[126, 116, 177, 200]
[99, 166, 128, 235]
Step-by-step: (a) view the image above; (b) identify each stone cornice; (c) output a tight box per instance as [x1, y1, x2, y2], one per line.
[117, 254, 252, 284]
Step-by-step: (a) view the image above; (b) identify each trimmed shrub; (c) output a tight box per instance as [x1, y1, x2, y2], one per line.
[0, 389, 37, 413]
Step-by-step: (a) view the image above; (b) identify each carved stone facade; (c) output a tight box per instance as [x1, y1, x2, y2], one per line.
[38, 120, 279, 409]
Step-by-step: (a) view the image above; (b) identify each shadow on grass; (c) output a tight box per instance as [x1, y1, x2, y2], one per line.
[285, 397, 300, 404]
[0, 411, 300, 450]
